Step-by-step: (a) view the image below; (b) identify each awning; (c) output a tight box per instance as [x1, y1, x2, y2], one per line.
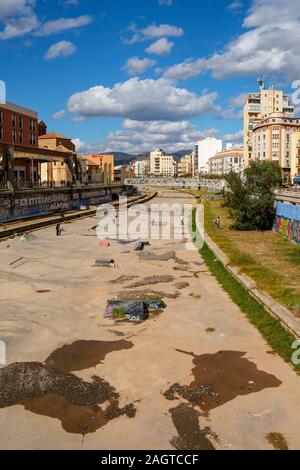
[294, 177, 300, 183]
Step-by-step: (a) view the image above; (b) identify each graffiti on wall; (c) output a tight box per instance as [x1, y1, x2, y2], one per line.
[274, 216, 300, 245]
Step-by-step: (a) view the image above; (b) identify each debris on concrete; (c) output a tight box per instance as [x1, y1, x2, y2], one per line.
[99, 242, 110, 247]
[139, 251, 176, 262]
[114, 289, 180, 301]
[266, 432, 289, 451]
[110, 275, 138, 284]
[95, 259, 116, 268]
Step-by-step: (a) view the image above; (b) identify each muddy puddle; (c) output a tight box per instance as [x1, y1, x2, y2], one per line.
[165, 350, 281, 412]
[170, 403, 216, 451]
[0, 361, 136, 435]
[45, 339, 133, 372]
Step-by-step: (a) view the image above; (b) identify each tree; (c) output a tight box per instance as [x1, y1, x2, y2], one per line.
[224, 161, 282, 231]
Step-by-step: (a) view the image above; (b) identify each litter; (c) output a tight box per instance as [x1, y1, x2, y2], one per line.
[95, 259, 116, 268]
[104, 301, 149, 322]
[104, 299, 167, 322]
[134, 241, 151, 252]
[99, 242, 110, 247]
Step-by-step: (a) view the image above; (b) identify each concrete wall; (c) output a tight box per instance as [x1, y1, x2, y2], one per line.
[0, 184, 130, 222]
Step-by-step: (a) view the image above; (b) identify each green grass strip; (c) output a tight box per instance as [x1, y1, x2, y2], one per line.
[199, 242, 300, 372]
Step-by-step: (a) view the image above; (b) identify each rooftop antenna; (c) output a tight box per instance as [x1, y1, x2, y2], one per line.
[257, 76, 265, 90]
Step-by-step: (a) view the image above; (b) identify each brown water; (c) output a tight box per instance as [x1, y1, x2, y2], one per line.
[170, 403, 216, 451]
[45, 339, 133, 372]
[165, 350, 282, 412]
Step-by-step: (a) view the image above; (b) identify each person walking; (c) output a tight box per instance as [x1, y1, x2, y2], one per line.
[215, 216, 221, 229]
[56, 223, 62, 237]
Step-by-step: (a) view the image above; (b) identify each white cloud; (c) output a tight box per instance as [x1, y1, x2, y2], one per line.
[163, 0, 300, 81]
[223, 130, 243, 142]
[0, 15, 39, 39]
[0, 1, 92, 40]
[67, 77, 219, 121]
[146, 37, 174, 56]
[52, 109, 66, 119]
[45, 40, 76, 60]
[0, 0, 35, 20]
[124, 22, 183, 44]
[73, 120, 218, 155]
[123, 57, 156, 75]
[227, 1, 243, 10]
[35, 15, 92, 36]
[158, 0, 173, 5]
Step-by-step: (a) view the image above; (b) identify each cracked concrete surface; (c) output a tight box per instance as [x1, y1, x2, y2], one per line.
[0, 191, 300, 450]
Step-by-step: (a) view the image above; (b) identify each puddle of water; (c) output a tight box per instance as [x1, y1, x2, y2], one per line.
[165, 350, 282, 412]
[0, 362, 136, 435]
[45, 339, 133, 372]
[170, 403, 216, 451]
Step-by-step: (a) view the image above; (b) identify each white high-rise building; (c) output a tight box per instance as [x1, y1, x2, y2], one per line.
[196, 137, 222, 172]
[150, 149, 175, 176]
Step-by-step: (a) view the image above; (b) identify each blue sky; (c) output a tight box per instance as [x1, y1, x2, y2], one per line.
[0, 0, 298, 154]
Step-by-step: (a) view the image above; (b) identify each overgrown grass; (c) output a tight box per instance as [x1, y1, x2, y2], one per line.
[192, 192, 300, 312]
[199, 242, 300, 372]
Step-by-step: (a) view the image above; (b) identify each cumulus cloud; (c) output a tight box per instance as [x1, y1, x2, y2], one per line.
[73, 120, 218, 155]
[0, 0, 92, 40]
[223, 130, 243, 142]
[0, 0, 35, 20]
[146, 37, 174, 56]
[227, 1, 243, 10]
[52, 109, 66, 119]
[45, 40, 76, 60]
[163, 0, 300, 81]
[123, 57, 156, 75]
[123, 22, 183, 45]
[67, 77, 219, 122]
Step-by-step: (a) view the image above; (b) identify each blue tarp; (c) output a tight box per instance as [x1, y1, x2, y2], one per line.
[276, 202, 300, 222]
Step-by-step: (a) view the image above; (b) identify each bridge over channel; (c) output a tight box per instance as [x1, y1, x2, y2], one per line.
[125, 177, 225, 192]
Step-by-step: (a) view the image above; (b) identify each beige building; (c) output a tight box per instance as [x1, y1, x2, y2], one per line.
[39, 132, 78, 185]
[150, 149, 175, 176]
[85, 154, 114, 183]
[209, 148, 244, 176]
[251, 113, 300, 181]
[177, 152, 195, 177]
[243, 80, 294, 167]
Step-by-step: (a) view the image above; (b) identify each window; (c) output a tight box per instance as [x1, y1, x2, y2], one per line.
[30, 120, 36, 131]
[19, 116, 23, 128]
[19, 131, 23, 143]
[0, 127, 3, 139]
[273, 142, 279, 149]
[12, 129, 17, 142]
[29, 133, 36, 145]
[0, 111, 3, 124]
[12, 114, 17, 127]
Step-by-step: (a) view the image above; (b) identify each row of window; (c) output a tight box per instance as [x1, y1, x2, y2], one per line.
[0, 126, 36, 144]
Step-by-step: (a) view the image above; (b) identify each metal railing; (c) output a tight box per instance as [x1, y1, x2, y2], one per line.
[0, 179, 125, 191]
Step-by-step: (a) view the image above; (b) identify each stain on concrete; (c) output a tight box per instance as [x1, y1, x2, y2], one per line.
[174, 282, 190, 290]
[110, 276, 138, 284]
[165, 350, 282, 412]
[45, 339, 133, 372]
[126, 276, 174, 289]
[266, 432, 289, 450]
[170, 403, 216, 451]
[0, 362, 136, 435]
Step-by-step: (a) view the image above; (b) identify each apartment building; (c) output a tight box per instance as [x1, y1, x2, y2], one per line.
[209, 148, 244, 175]
[251, 113, 300, 181]
[132, 159, 149, 177]
[177, 152, 195, 177]
[150, 149, 175, 176]
[243, 80, 294, 167]
[0, 102, 38, 147]
[195, 137, 222, 172]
